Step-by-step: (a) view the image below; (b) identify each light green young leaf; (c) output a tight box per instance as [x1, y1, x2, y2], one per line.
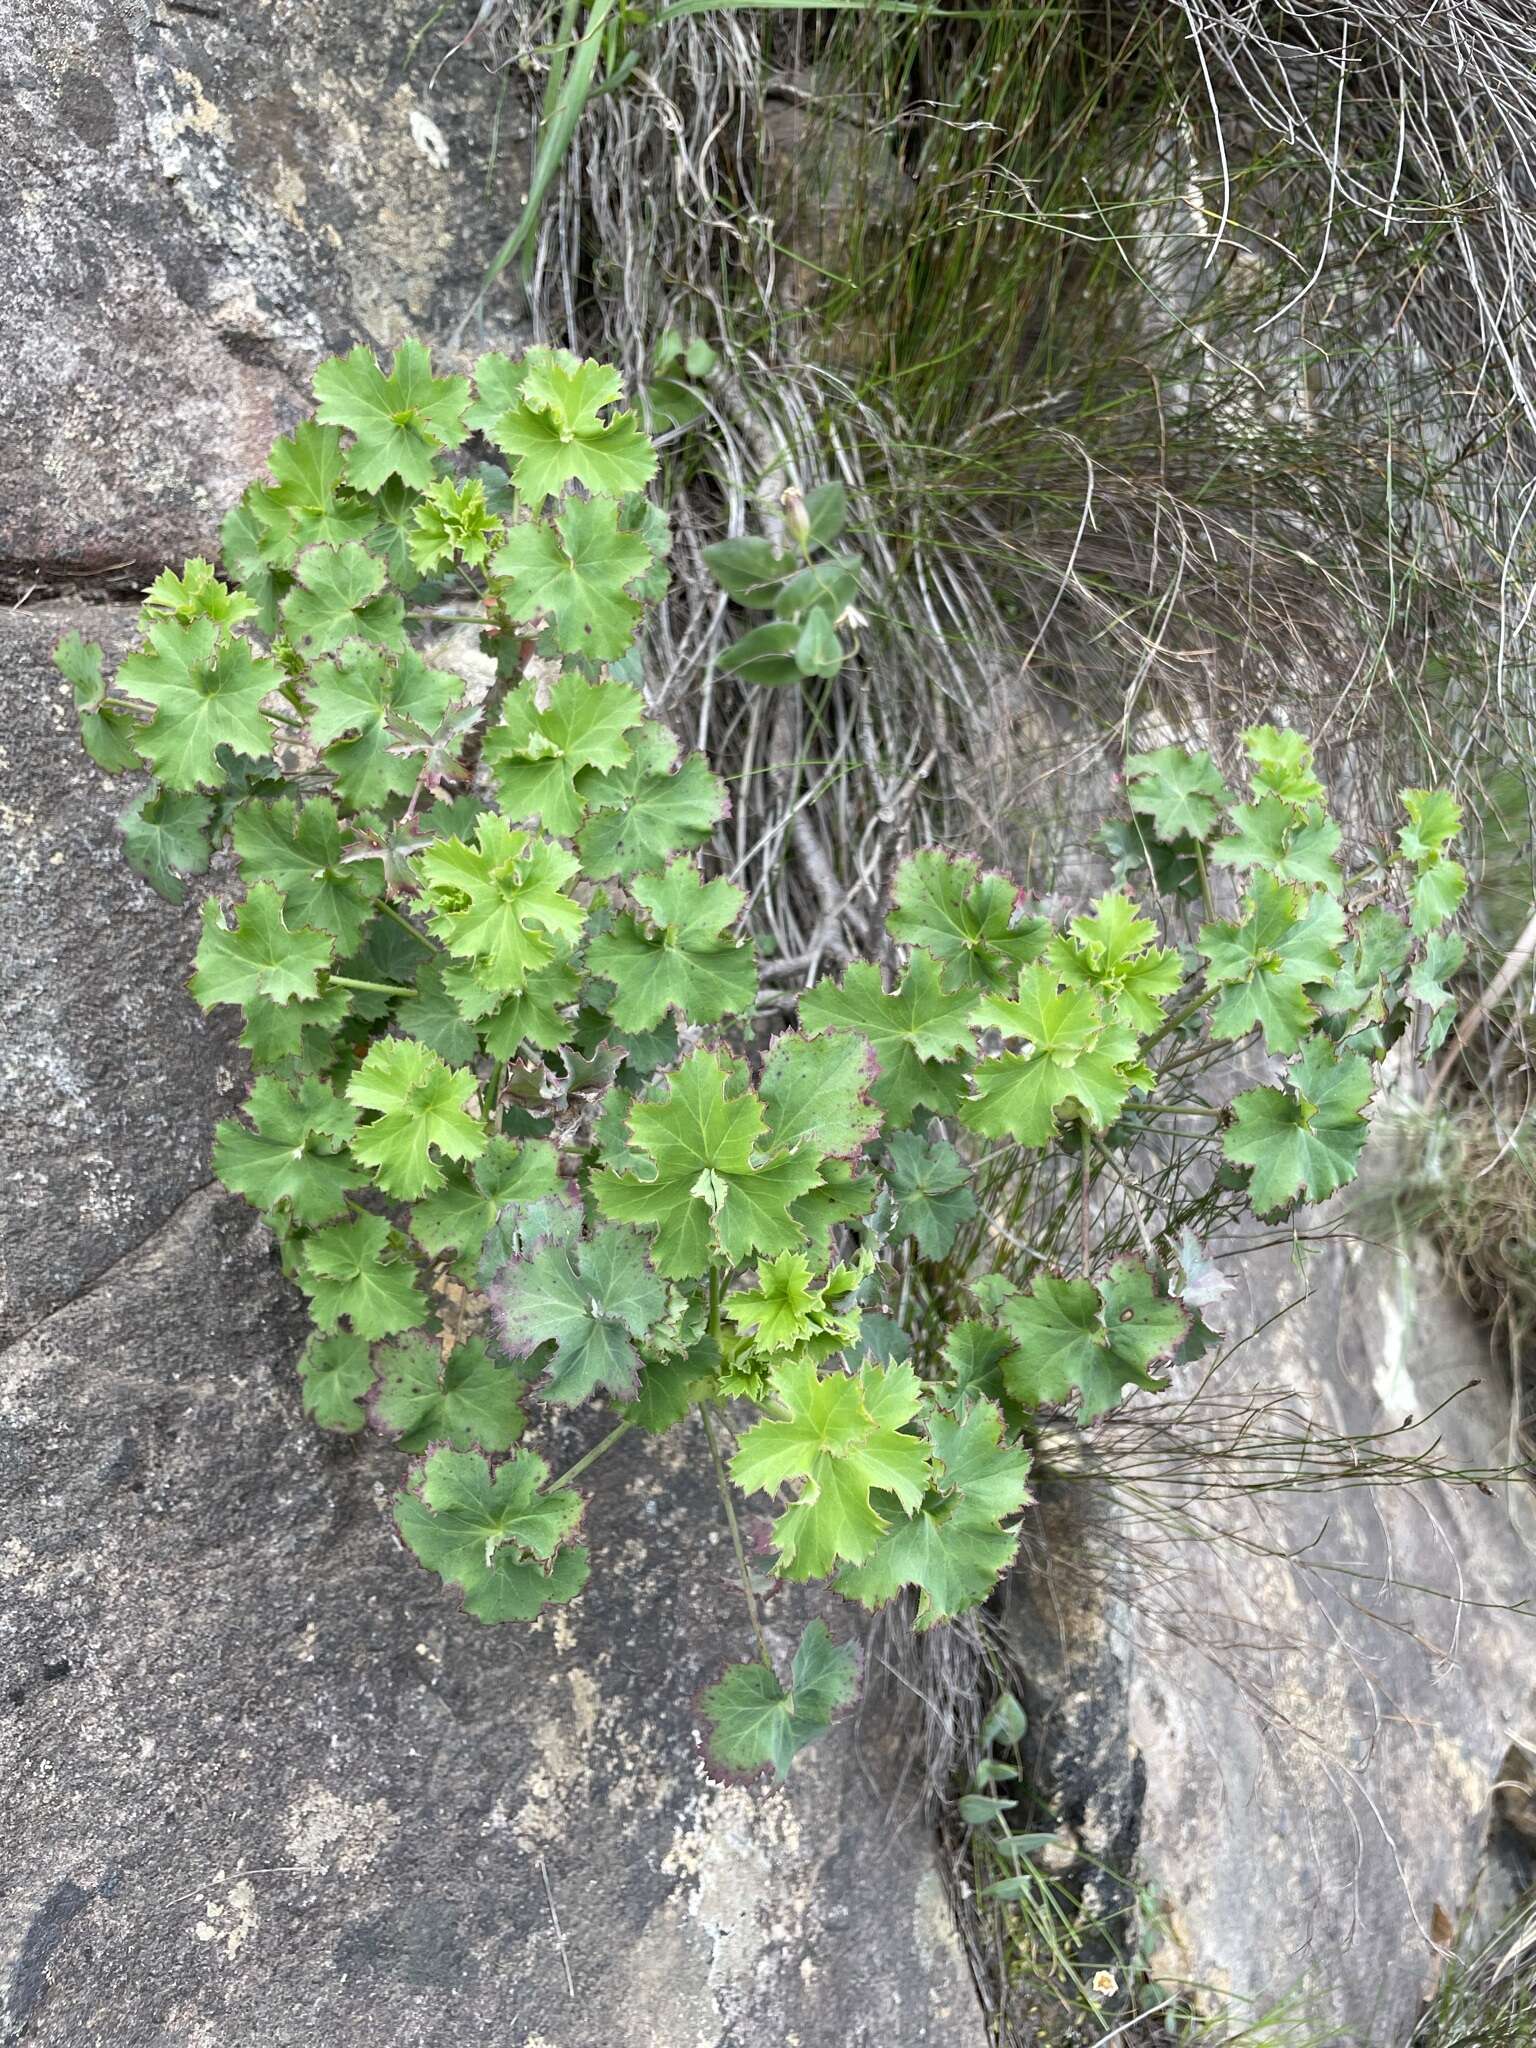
[370, 1335, 526, 1452]
[1398, 787, 1462, 863]
[346, 1036, 487, 1199]
[493, 1225, 666, 1404]
[996, 1262, 1185, 1420]
[492, 497, 653, 659]
[592, 1048, 824, 1280]
[312, 341, 470, 493]
[191, 883, 334, 1010]
[232, 797, 384, 950]
[724, 1252, 818, 1353]
[1046, 890, 1182, 1033]
[464, 350, 530, 435]
[1411, 858, 1467, 933]
[1125, 746, 1231, 841]
[1223, 1039, 1374, 1217]
[1198, 871, 1346, 1053]
[299, 1213, 427, 1339]
[416, 814, 585, 993]
[963, 967, 1145, 1147]
[409, 476, 502, 574]
[1211, 796, 1343, 891]
[486, 346, 657, 500]
[699, 1619, 860, 1780]
[731, 1358, 930, 1578]
[117, 618, 279, 790]
[884, 1129, 977, 1258]
[886, 850, 1050, 994]
[1243, 724, 1324, 805]
[586, 860, 756, 1031]
[485, 673, 644, 835]
[213, 1074, 360, 1223]
[799, 954, 975, 1127]
[141, 556, 258, 630]
[281, 544, 406, 656]
[1396, 786, 1466, 934]
[296, 1332, 376, 1433]
[119, 786, 213, 903]
[395, 1446, 588, 1623]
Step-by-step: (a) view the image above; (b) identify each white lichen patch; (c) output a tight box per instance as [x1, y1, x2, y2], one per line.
[662, 1775, 810, 2013]
[508, 1667, 606, 1852]
[191, 1875, 259, 1960]
[282, 1785, 399, 1876]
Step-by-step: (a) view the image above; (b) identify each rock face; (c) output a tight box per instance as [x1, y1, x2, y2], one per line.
[1007, 1222, 1536, 2034]
[0, 12, 985, 2026]
[4, 0, 530, 589]
[0, 606, 239, 1347]
[0, 603, 983, 2043]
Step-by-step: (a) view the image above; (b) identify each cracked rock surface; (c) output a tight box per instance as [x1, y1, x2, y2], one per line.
[4, 0, 530, 589]
[0, 601, 984, 2042]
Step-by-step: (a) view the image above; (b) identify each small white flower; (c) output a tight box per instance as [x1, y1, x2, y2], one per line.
[1090, 1968, 1117, 1999]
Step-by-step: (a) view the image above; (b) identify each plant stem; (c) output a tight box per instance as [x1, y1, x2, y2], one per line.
[550, 1417, 634, 1492]
[483, 1059, 503, 1129]
[701, 1400, 771, 1669]
[1141, 985, 1212, 1056]
[376, 898, 439, 950]
[1194, 841, 1216, 920]
[1128, 1102, 1225, 1117]
[328, 974, 413, 997]
[1080, 1123, 1092, 1276]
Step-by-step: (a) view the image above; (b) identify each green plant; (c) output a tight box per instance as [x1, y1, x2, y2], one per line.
[63, 340, 1466, 1779]
[706, 479, 866, 686]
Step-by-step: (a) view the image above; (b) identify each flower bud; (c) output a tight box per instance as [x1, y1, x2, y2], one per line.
[781, 486, 810, 549]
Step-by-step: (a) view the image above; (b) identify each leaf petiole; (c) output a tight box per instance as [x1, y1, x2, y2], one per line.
[327, 973, 414, 997]
[546, 1416, 635, 1492]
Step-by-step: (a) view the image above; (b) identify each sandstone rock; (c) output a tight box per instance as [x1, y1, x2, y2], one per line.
[4, 0, 529, 588]
[1007, 1219, 1536, 2033]
[0, 603, 983, 2046]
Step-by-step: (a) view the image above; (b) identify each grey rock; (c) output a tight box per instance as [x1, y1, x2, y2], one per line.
[0, 603, 983, 2046]
[1007, 1215, 1536, 2033]
[4, 0, 529, 587]
[0, 604, 239, 1347]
